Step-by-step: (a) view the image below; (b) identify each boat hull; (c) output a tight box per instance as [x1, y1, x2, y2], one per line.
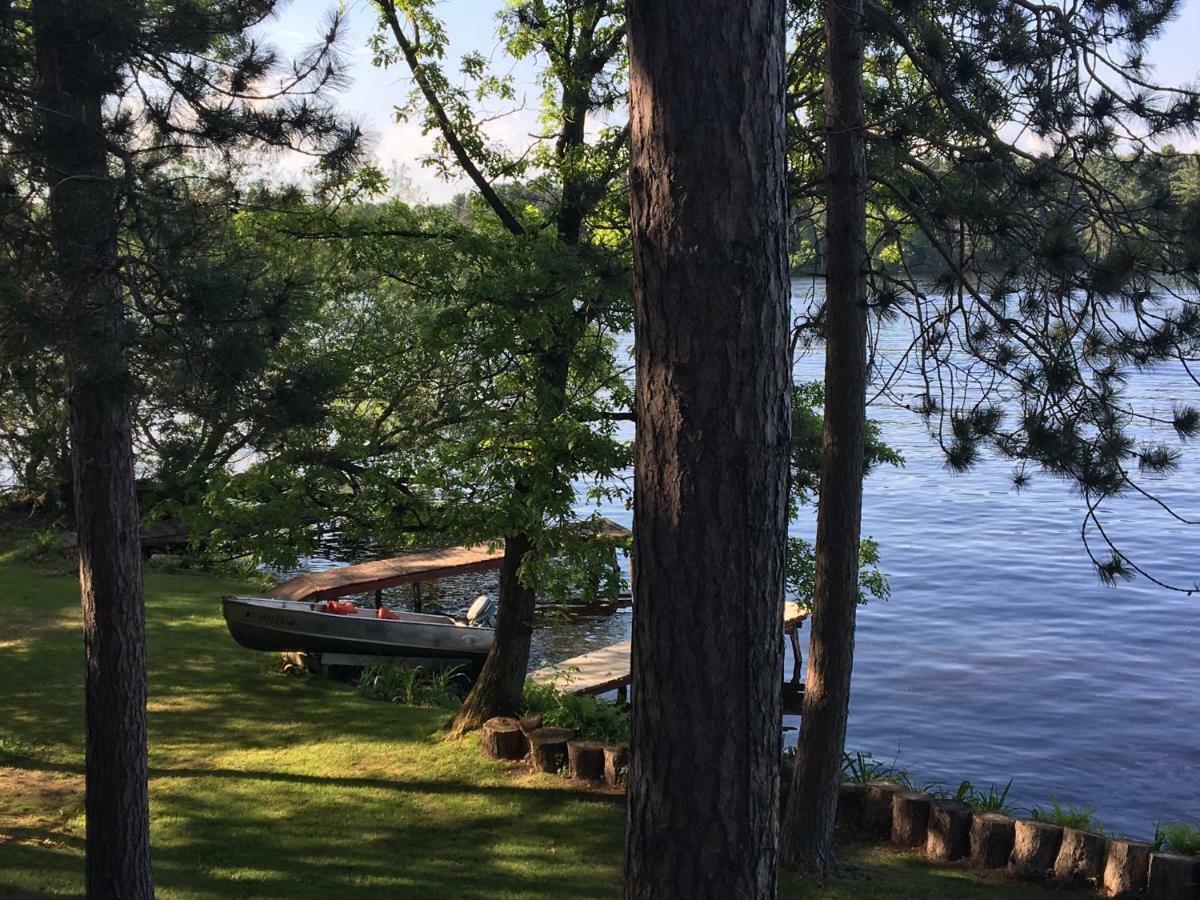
[221, 596, 493, 663]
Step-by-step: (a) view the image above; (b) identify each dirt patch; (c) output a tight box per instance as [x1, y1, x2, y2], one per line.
[0, 766, 83, 837]
[0, 610, 76, 651]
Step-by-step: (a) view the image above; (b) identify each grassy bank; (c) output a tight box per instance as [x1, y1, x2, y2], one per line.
[0, 549, 1066, 898]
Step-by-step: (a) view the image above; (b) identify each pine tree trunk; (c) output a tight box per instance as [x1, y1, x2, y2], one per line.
[449, 533, 536, 735]
[780, 0, 869, 878]
[33, 2, 153, 896]
[625, 2, 791, 897]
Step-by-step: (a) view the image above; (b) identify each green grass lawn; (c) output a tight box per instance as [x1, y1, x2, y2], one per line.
[0, 548, 1070, 899]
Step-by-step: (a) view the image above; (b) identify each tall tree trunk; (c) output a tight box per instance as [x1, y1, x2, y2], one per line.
[625, 2, 791, 897]
[780, 0, 869, 878]
[448, 344, 577, 736]
[555, 87, 589, 246]
[33, 1, 153, 896]
[448, 531, 536, 734]
[449, 85, 589, 734]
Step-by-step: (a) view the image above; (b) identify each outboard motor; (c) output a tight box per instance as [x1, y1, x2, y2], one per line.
[466, 593, 498, 628]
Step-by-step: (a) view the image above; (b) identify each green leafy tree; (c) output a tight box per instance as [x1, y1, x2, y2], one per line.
[192, 0, 633, 735]
[786, 382, 900, 611]
[358, 0, 632, 735]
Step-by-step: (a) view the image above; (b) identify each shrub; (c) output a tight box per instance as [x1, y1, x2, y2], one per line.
[947, 779, 1017, 814]
[1154, 822, 1200, 856]
[358, 662, 465, 709]
[522, 681, 629, 744]
[841, 750, 911, 786]
[15, 529, 73, 572]
[1032, 798, 1104, 833]
[0, 732, 49, 764]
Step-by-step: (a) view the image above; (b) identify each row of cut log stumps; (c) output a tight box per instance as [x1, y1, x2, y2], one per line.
[480, 715, 629, 788]
[831, 780, 1198, 899]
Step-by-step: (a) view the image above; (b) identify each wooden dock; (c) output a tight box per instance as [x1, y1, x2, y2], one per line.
[529, 601, 808, 699]
[267, 544, 506, 602]
[530, 640, 633, 697]
[266, 518, 631, 603]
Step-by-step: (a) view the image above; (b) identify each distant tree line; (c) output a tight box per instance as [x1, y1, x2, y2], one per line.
[790, 144, 1200, 274]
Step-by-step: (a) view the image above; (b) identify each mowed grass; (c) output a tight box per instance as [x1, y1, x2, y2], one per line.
[0, 548, 1069, 899]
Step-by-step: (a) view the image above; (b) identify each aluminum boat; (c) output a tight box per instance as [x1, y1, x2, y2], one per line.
[221, 594, 496, 665]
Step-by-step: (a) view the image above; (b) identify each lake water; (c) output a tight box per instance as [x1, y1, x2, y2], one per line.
[779, 279, 1200, 840]
[294, 277, 1199, 839]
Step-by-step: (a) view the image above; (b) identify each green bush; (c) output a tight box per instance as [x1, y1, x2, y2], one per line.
[841, 750, 911, 786]
[1032, 798, 1104, 833]
[522, 681, 629, 744]
[1154, 822, 1200, 856]
[15, 529, 73, 572]
[358, 662, 465, 709]
[947, 779, 1017, 814]
[0, 731, 49, 764]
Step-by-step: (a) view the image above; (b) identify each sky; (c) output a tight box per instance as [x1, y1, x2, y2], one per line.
[263, 0, 1200, 202]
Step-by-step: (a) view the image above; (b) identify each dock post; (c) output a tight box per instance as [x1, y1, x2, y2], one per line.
[788, 627, 803, 685]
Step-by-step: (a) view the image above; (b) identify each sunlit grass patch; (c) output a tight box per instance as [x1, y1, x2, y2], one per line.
[0, 550, 1070, 898]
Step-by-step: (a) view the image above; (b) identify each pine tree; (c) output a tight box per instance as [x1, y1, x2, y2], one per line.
[781, 0, 870, 877]
[624, 0, 791, 895]
[0, 2, 360, 892]
[782, 0, 1200, 876]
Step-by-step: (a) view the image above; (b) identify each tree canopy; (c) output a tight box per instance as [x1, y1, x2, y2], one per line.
[786, 0, 1200, 592]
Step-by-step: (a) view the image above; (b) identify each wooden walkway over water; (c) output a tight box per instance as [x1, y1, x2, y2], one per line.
[529, 601, 808, 699]
[530, 640, 634, 697]
[267, 518, 631, 603]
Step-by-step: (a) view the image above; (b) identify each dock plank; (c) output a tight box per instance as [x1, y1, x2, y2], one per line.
[267, 545, 506, 602]
[530, 603, 807, 696]
[266, 518, 632, 603]
[530, 640, 633, 696]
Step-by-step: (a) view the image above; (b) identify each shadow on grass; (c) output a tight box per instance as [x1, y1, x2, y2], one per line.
[152, 788, 623, 899]
[0, 558, 1070, 900]
[3, 765, 626, 900]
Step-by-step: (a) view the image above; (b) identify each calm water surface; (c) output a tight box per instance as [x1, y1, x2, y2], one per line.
[795, 278, 1200, 838]
[294, 277, 1199, 839]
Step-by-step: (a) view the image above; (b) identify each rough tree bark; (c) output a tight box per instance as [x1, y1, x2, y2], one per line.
[625, 1, 791, 897]
[780, 0, 870, 879]
[449, 532, 537, 734]
[33, 1, 153, 896]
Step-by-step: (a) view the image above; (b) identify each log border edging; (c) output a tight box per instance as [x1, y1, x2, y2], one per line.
[475, 734, 1188, 897]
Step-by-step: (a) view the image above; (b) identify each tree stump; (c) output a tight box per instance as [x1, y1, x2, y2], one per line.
[1008, 819, 1063, 880]
[1147, 852, 1199, 900]
[1053, 827, 1106, 884]
[970, 812, 1015, 869]
[567, 739, 605, 782]
[836, 782, 868, 832]
[604, 744, 629, 787]
[518, 712, 543, 738]
[1103, 838, 1151, 898]
[863, 781, 904, 838]
[926, 799, 973, 861]
[891, 791, 933, 847]
[528, 726, 573, 774]
[480, 717, 526, 761]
